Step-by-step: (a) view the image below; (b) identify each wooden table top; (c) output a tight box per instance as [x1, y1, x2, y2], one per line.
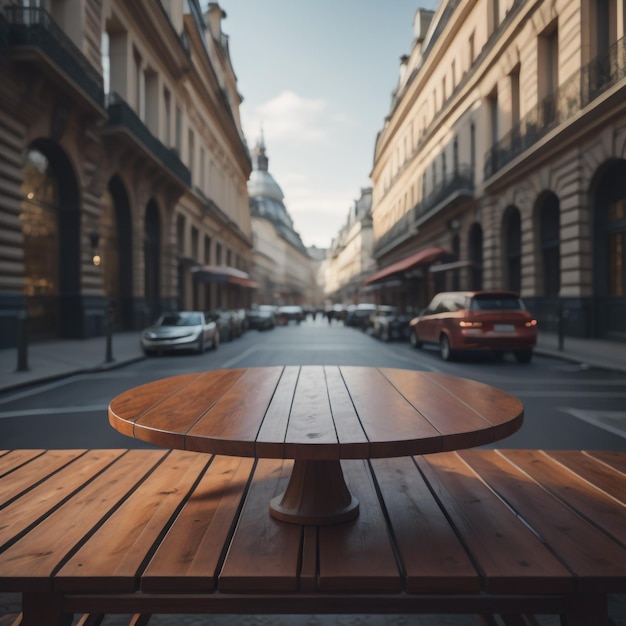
[108, 366, 524, 459]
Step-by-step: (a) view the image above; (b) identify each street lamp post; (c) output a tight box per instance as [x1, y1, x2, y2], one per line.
[90, 229, 114, 364]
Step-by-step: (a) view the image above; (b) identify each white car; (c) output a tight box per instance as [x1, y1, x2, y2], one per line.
[141, 311, 219, 355]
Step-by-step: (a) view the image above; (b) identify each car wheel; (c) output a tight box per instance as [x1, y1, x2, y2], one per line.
[514, 348, 533, 363]
[409, 330, 422, 349]
[212, 331, 220, 350]
[440, 334, 455, 361]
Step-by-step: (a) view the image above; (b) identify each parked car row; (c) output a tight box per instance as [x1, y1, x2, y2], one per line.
[342, 290, 538, 363]
[141, 308, 249, 356]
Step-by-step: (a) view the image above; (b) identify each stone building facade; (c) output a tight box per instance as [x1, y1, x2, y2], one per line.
[0, 0, 253, 348]
[369, 0, 626, 340]
[324, 187, 375, 305]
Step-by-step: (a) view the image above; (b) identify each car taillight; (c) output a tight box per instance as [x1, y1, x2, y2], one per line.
[525, 319, 538, 328]
[459, 321, 483, 328]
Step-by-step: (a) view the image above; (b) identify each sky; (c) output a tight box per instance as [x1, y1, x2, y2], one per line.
[210, 0, 440, 249]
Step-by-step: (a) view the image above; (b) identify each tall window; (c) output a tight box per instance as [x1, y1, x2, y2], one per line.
[468, 32, 475, 67]
[176, 214, 185, 255]
[538, 23, 559, 125]
[510, 64, 521, 130]
[164, 88, 171, 146]
[453, 136, 459, 174]
[133, 47, 145, 120]
[175, 106, 182, 155]
[101, 33, 110, 95]
[470, 122, 476, 181]
[204, 235, 211, 264]
[488, 89, 499, 146]
[191, 226, 199, 261]
[188, 129, 195, 184]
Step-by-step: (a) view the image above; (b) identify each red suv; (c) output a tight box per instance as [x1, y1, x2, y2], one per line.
[408, 291, 538, 362]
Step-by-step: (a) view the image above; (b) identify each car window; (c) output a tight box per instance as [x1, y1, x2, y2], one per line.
[160, 313, 200, 326]
[470, 295, 525, 311]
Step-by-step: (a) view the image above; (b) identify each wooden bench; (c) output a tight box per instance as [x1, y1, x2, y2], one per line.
[0, 448, 624, 625]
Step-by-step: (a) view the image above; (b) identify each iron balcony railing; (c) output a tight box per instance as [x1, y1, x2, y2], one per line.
[414, 164, 474, 222]
[485, 36, 626, 178]
[4, 6, 103, 107]
[105, 92, 191, 188]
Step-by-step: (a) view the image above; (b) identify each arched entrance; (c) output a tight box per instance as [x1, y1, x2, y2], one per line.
[468, 223, 483, 290]
[101, 176, 134, 330]
[502, 207, 522, 293]
[20, 140, 80, 339]
[536, 191, 561, 298]
[144, 200, 161, 323]
[592, 159, 626, 339]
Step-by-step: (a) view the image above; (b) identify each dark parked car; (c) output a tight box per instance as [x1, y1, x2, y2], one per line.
[370, 305, 412, 342]
[344, 303, 377, 329]
[206, 310, 234, 342]
[277, 305, 305, 325]
[141, 311, 219, 355]
[247, 306, 276, 330]
[408, 291, 538, 362]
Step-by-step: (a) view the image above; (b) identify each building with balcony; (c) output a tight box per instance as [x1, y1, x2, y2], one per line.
[247, 135, 317, 306]
[324, 187, 376, 305]
[368, 0, 626, 340]
[0, 0, 253, 348]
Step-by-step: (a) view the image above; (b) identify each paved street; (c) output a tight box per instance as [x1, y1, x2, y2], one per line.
[1, 318, 625, 625]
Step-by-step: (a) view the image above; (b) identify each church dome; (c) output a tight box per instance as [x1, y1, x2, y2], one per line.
[247, 169, 284, 202]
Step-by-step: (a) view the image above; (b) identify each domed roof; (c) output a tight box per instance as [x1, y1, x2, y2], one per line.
[247, 169, 284, 202]
[247, 133, 307, 253]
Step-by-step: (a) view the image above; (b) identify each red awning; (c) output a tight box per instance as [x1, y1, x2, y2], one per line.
[364, 246, 451, 285]
[191, 265, 258, 288]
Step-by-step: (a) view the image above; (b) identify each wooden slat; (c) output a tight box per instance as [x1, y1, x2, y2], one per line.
[371, 456, 480, 592]
[108, 373, 201, 438]
[55, 450, 211, 592]
[460, 449, 626, 592]
[218, 458, 302, 592]
[284, 366, 338, 460]
[0, 449, 86, 507]
[499, 450, 626, 545]
[0, 450, 167, 592]
[186, 367, 284, 456]
[0, 450, 127, 548]
[255, 366, 300, 457]
[326, 366, 369, 458]
[381, 370, 523, 449]
[317, 460, 401, 592]
[546, 450, 626, 505]
[587, 450, 626, 475]
[415, 452, 574, 594]
[0, 450, 45, 478]
[340, 367, 442, 457]
[141, 455, 254, 592]
[132, 370, 247, 449]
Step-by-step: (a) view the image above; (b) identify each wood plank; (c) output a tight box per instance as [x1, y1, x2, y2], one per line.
[186, 367, 284, 456]
[317, 460, 401, 592]
[284, 366, 338, 460]
[415, 452, 574, 594]
[300, 525, 318, 592]
[371, 456, 480, 592]
[255, 366, 300, 457]
[0, 449, 86, 507]
[340, 367, 442, 457]
[0, 450, 45, 478]
[326, 366, 369, 458]
[0, 450, 127, 548]
[546, 450, 626, 505]
[218, 458, 302, 592]
[499, 450, 626, 546]
[131, 370, 247, 449]
[108, 373, 201, 438]
[56, 450, 211, 592]
[587, 450, 626, 475]
[460, 449, 626, 592]
[381, 370, 523, 449]
[0, 450, 167, 592]
[141, 455, 254, 592]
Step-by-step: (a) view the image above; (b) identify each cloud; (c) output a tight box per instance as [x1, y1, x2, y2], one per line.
[243, 90, 329, 143]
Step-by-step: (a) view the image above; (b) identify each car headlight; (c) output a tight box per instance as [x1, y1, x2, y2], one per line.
[144, 331, 157, 339]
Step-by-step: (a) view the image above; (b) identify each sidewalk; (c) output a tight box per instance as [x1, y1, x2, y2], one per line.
[0, 328, 625, 394]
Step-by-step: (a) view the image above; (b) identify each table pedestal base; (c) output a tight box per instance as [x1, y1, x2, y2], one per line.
[270, 459, 359, 525]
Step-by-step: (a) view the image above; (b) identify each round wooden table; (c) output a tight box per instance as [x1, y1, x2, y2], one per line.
[109, 366, 523, 525]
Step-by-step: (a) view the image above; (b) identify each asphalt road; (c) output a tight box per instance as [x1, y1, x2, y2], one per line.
[0, 316, 624, 451]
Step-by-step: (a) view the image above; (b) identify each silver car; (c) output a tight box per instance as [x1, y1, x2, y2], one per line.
[141, 311, 219, 355]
